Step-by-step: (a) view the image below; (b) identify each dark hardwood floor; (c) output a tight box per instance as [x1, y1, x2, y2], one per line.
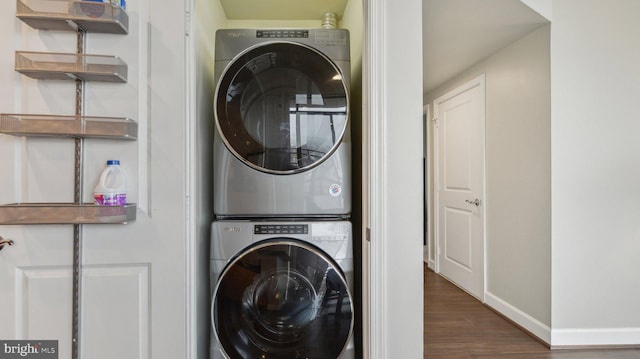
[424, 264, 640, 358]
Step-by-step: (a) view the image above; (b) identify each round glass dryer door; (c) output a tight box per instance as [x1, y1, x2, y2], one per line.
[215, 42, 349, 174]
[212, 239, 353, 359]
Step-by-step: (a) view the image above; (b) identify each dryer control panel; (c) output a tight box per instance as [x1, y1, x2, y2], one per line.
[256, 29, 308, 38]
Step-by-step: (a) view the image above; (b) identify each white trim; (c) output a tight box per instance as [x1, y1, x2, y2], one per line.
[434, 74, 486, 103]
[551, 328, 640, 348]
[428, 258, 436, 270]
[432, 100, 440, 273]
[184, 0, 197, 358]
[360, 0, 371, 354]
[366, 0, 424, 355]
[365, 0, 387, 356]
[423, 104, 434, 268]
[485, 291, 551, 344]
[137, 0, 150, 214]
[480, 74, 487, 304]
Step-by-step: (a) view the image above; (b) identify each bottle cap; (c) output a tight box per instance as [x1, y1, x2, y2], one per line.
[107, 160, 120, 165]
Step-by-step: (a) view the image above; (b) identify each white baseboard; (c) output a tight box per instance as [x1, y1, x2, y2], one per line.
[551, 328, 640, 348]
[484, 291, 551, 344]
[422, 245, 436, 269]
[480, 292, 640, 348]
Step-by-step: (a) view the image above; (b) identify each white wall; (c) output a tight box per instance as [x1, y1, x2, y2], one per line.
[424, 24, 552, 342]
[193, 1, 227, 358]
[551, 0, 640, 346]
[483, 25, 551, 340]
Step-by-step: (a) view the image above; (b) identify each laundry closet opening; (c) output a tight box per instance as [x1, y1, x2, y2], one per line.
[422, 0, 552, 345]
[194, 1, 364, 358]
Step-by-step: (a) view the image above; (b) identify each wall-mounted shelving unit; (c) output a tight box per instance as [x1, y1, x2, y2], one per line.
[1, 114, 137, 139]
[15, 51, 128, 82]
[0, 1, 136, 225]
[0, 203, 137, 225]
[0, 2, 134, 358]
[17, 0, 128, 34]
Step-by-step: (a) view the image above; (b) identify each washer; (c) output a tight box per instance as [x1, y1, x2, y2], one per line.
[213, 29, 351, 218]
[210, 220, 354, 359]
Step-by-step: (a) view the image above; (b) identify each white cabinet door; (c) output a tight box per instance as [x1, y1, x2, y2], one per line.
[434, 75, 485, 300]
[0, 1, 188, 358]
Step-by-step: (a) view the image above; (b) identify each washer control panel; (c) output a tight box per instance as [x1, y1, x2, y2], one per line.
[254, 224, 308, 235]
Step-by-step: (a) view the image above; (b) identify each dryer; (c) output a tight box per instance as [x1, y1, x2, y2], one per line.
[213, 29, 351, 218]
[210, 220, 354, 359]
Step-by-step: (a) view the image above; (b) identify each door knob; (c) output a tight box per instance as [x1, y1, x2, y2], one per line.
[465, 199, 480, 206]
[0, 236, 14, 251]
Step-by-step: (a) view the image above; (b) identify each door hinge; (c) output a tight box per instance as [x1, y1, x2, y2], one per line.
[366, 227, 371, 242]
[432, 117, 439, 127]
[185, 10, 191, 36]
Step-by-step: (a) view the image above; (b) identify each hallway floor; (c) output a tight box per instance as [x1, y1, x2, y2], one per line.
[424, 264, 640, 358]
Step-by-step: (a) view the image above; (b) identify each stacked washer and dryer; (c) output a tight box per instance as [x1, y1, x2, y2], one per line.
[210, 29, 355, 359]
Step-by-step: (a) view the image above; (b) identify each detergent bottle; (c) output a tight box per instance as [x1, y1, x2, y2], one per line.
[94, 160, 127, 206]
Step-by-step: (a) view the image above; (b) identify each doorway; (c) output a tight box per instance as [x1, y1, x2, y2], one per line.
[422, 0, 552, 345]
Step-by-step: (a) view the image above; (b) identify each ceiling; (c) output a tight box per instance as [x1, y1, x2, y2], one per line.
[423, 0, 549, 94]
[218, 0, 549, 95]
[220, 0, 348, 20]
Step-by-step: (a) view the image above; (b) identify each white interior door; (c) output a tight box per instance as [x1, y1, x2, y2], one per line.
[0, 1, 188, 358]
[434, 75, 485, 300]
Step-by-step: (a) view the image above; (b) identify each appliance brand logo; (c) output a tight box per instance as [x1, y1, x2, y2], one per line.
[224, 226, 241, 233]
[329, 183, 342, 197]
[1, 340, 58, 358]
[226, 32, 245, 38]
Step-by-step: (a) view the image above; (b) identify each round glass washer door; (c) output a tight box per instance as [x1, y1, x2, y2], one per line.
[212, 239, 353, 359]
[215, 42, 349, 174]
